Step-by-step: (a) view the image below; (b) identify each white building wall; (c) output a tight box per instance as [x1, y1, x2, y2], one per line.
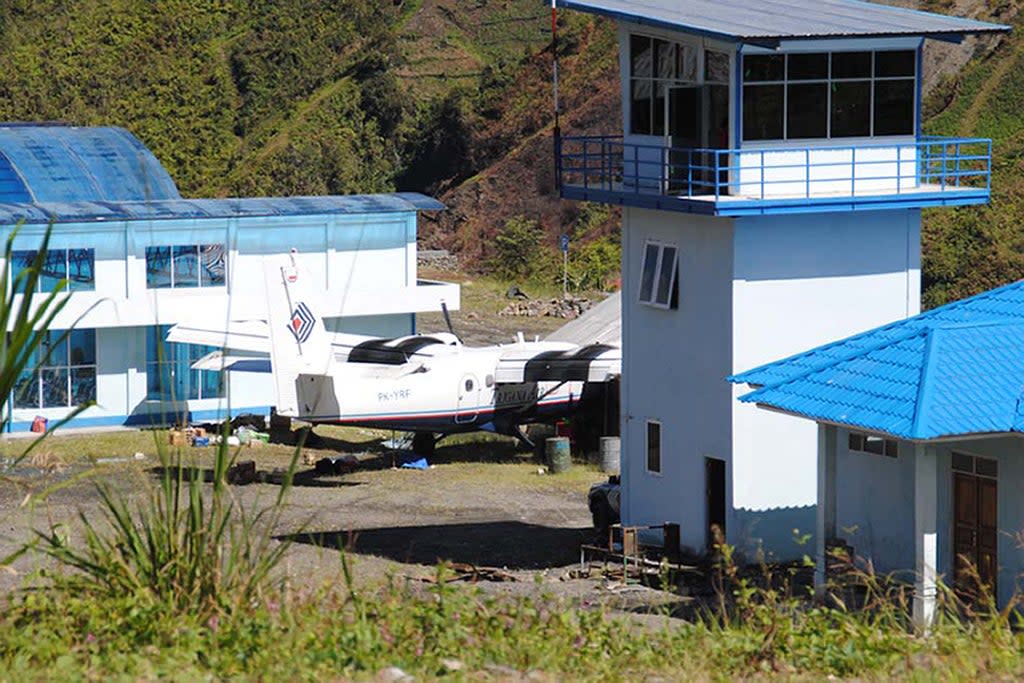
[834, 430, 915, 576]
[833, 435, 1024, 609]
[2, 210, 449, 431]
[621, 207, 734, 553]
[731, 209, 921, 559]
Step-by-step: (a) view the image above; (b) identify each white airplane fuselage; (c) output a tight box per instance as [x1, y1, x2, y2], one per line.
[292, 343, 585, 433]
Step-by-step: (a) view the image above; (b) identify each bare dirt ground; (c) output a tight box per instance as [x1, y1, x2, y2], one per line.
[416, 270, 570, 345]
[0, 427, 689, 621]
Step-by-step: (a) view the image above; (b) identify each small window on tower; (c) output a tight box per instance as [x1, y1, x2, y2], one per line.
[639, 240, 679, 310]
[647, 420, 662, 474]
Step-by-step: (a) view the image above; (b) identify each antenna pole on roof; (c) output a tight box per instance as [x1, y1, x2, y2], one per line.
[551, 0, 561, 186]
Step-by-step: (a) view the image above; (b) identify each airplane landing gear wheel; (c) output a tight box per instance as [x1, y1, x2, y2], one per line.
[412, 432, 436, 458]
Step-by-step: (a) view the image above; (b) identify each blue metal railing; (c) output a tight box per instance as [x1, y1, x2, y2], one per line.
[556, 135, 992, 203]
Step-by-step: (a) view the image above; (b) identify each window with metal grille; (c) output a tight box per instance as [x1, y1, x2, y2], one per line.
[12, 329, 96, 409]
[146, 325, 224, 401]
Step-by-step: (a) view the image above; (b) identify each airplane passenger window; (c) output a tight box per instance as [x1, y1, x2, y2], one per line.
[465, 379, 474, 392]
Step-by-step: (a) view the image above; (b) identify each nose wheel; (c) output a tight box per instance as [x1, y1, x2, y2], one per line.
[412, 432, 437, 458]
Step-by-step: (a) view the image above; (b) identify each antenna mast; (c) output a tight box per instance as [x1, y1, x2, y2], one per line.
[551, 1, 562, 186]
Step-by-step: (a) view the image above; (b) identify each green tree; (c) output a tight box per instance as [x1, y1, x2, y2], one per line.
[489, 215, 547, 280]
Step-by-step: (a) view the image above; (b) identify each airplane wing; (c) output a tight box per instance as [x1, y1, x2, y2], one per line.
[495, 344, 621, 383]
[166, 320, 271, 354]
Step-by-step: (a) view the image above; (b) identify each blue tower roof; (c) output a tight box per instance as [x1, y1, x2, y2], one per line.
[733, 280, 1024, 440]
[0, 124, 181, 203]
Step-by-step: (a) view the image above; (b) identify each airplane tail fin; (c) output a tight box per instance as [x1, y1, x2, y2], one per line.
[264, 250, 333, 416]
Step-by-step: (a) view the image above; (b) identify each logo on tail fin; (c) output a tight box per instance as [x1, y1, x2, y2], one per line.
[289, 302, 316, 343]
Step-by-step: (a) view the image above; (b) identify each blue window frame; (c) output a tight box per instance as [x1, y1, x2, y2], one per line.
[12, 329, 97, 409]
[145, 244, 226, 289]
[11, 248, 95, 292]
[146, 325, 224, 400]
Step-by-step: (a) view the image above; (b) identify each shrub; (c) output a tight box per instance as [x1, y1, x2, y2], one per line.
[489, 215, 552, 281]
[565, 236, 620, 291]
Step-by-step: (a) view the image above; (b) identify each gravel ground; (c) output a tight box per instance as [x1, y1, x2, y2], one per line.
[0, 428, 695, 619]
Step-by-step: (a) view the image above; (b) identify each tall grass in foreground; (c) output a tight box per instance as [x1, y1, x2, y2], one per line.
[36, 428, 302, 617]
[5, 430, 1024, 678]
[3, 547, 1024, 680]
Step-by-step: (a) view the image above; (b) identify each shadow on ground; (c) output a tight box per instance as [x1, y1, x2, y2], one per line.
[278, 428, 535, 467]
[282, 521, 590, 570]
[148, 466, 364, 489]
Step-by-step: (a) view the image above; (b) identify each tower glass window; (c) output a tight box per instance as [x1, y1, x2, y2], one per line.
[629, 34, 700, 135]
[742, 50, 916, 141]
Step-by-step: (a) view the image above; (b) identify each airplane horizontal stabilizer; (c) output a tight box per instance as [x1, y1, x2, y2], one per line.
[190, 350, 272, 373]
[167, 320, 271, 354]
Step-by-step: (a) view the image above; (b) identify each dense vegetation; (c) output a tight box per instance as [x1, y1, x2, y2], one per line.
[922, 6, 1024, 306]
[0, 1, 1022, 300]
[0, 0, 554, 199]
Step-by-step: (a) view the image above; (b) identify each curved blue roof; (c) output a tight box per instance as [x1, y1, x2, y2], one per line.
[0, 124, 444, 223]
[0, 124, 180, 203]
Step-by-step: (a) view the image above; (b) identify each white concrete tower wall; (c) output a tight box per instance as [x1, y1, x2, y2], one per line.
[730, 210, 921, 559]
[620, 207, 735, 553]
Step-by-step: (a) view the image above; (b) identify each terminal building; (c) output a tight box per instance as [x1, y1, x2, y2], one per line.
[554, 0, 1008, 558]
[0, 124, 458, 431]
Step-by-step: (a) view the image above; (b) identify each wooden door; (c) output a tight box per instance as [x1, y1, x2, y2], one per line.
[953, 466, 998, 598]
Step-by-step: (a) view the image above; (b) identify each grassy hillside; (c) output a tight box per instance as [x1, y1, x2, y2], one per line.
[0, 1, 1021, 303]
[922, 3, 1023, 306]
[0, 0, 559, 201]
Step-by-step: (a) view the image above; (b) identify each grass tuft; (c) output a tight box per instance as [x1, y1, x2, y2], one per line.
[35, 426, 302, 618]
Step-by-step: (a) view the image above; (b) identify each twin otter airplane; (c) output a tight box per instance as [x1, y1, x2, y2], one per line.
[167, 252, 621, 456]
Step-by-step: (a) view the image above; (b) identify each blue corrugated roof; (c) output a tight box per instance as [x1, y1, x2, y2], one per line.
[735, 280, 1024, 440]
[0, 125, 181, 202]
[0, 193, 445, 224]
[558, 0, 1009, 42]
